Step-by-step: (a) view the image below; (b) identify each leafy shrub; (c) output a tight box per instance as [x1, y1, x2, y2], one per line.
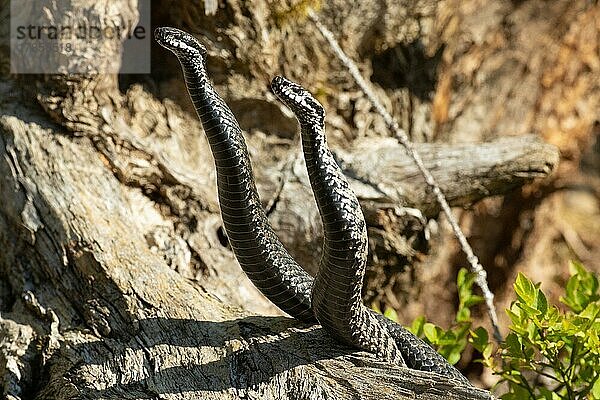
[402, 261, 600, 399]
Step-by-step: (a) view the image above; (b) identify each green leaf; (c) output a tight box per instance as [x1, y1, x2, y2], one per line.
[423, 323, 441, 344]
[456, 306, 471, 323]
[410, 315, 426, 337]
[535, 289, 548, 317]
[517, 301, 541, 318]
[569, 259, 587, 276]
[482, 343, 493, 360]
[457, 268, 479, 307]
[506, 305, 523, 325]
[446, 349, 461, 365]
[561, 260, 600, 312]
[457, 267, 468, 289]
[463, 295, 485, 308]
[580, 302, 600, 324]
[504, 332, 524, 358]
[470, 327, 489, 352]
[592, 376, 600, 399]
[452, 322, 471, 340]
[514, 272, 537, 305]
[470, 326, 494, 361]
[437, 330, 458, 346]
[586, 328, 600, 356]
[383, 306, 399, 322]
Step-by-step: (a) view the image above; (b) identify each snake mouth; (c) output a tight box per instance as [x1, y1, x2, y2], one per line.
[154, 27, 207, 58]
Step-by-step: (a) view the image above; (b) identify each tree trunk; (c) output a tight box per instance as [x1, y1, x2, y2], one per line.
[0, 0, 565, 398]
[0, 91, 508, 399]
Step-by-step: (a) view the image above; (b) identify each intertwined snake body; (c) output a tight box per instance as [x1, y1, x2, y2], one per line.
[155, 27, 470, 384]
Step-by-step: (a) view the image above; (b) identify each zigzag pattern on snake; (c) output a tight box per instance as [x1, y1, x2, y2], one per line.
[154, 26, 470, 385]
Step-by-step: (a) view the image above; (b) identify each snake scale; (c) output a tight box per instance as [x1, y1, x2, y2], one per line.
[155, 27, 470, 385]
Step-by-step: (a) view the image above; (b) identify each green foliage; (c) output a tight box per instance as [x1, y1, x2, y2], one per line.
[488, 261, 600, 400]
[560, 261, 600, 313]
[408, 267, 484, 365]
[411, 261, 600, 400]
[378, 270, 482, 365]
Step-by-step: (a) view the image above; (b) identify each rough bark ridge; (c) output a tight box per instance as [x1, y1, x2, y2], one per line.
[0, 0, 562, 398]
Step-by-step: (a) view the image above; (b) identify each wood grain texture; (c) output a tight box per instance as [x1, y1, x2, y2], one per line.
[269, 134, 558, 273]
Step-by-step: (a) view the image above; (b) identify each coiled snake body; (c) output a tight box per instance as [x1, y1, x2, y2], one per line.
[155, 27, 470, 385]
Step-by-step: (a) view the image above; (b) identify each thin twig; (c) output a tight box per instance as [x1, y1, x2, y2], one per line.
[308, 10, 502, 342]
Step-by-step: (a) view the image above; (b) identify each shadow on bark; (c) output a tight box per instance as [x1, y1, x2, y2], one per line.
[72, 316, 358, 396]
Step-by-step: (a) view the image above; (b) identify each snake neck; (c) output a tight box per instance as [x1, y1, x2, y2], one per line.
[181, 66, 244, 155]
[173, 52, 315, 322]
[179, 58, 259, 230]
[300, 122, 367, 301]
[299, 121, 380, 337]
[300, 119, 403, 363]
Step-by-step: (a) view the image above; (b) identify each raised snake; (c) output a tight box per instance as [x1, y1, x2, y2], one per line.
[154, 26, 470, 384]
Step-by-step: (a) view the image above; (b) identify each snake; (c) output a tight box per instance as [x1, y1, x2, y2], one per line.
[271, 75, 404, 365]
[154, 26, 470, 384]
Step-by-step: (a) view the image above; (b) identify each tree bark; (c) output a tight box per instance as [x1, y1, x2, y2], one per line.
[0, 99, 500, 399]
[0, 0, 564, 398]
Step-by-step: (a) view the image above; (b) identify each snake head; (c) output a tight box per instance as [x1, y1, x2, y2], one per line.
[271, 76, 325, 124]
[154, 27, 207, 62]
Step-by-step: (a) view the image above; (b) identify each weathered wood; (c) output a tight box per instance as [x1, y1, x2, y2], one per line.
[0, 98, 491, 399]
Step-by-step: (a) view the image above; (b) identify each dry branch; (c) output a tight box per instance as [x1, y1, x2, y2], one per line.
[270, 134, 558, 272]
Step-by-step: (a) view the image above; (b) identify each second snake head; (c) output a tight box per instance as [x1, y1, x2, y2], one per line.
[271, 76, 325, 125]
[154, 27, 208, 64]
